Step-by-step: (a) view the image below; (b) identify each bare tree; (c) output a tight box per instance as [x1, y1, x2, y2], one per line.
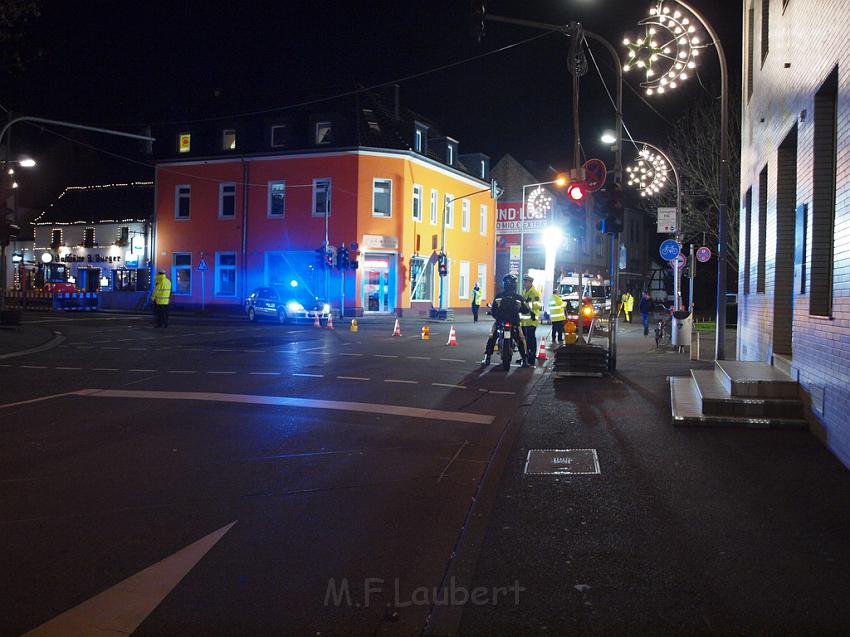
[0, 0, 40, 68]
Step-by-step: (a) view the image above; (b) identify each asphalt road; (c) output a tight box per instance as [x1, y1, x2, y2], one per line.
[0, 312, 546, 636]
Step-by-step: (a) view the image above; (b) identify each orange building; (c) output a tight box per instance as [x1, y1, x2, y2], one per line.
[153, 92, 495, 317]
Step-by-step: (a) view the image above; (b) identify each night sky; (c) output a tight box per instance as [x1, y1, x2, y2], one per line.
[1, 0, 740, 209]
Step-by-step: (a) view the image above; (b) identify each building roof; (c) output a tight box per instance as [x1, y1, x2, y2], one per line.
[33, 181, 154, 225]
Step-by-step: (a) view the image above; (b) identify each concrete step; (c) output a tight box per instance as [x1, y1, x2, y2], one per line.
[691, 370, 805, 419]
[715, 360, 798, 399]
[670, 376, 808, 429]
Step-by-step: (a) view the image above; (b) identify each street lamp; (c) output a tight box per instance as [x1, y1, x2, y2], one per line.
[519, 177, 567, 279]
[623, 0, 730, 360]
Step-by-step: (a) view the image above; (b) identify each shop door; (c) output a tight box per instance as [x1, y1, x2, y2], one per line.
[362, 257, 393, 313]
[77, 268, 101, 292]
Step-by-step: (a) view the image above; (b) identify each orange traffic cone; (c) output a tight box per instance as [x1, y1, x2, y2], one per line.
[392, 319, 402, 337]
[421, 325, 430, 340]
[313, 311, 321, 328]
[446, 325, 458, 346]
[350, 319, 358, 332]
[536, 336, 548, 360]
[326, 312, 334, 330]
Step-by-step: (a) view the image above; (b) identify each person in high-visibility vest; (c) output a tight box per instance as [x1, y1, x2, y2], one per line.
[152, 269, 172, 328]
[471, 282, 483, 322]
[548, 293, 566, 345]
[621, 290, 635, 323]
[520, 274, 542, 365]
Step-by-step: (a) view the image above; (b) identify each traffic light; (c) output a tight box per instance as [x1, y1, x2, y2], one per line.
[337, 244, 349, 269]
[326, 245, 337, 267]
[567, 213, 586, 240]
[438, 252, 448, 277]
[567, 182, 586, 202]
[601, 181, 624, 235]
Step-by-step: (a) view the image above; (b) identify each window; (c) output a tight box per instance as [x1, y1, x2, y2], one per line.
[479, 159, 486, 179]
[271, 125, 286, 147]
[743, 188, 752, 295]
[757, 166, 768, 293]
[215, 252, 237, 296]
[268, 181, 285, 217]
[412, 185, 423, 222]
[178, 133, 191, 153]
[447, 143, 455, 166]
[119, 226, 129, 246]
[363, 109, 381, 133]
[219, 183, 236, 218]
[747, 3, 754, 100]
[462, 200, 470, 232]
[430, 189, 438, 225]
[175, 185, 191, 219]
[810, 68, 838, 317]
[173, 253, 191, 295]
[315, 121, 331, 145]
[222, 129, 236, 150]
[444, 194, 454, 228]
[480, 204, 488, 236]
[415, 129, 423, 152]
[50, 229, 62, 249]
[410, 256, 433, 301]
[760, 0, 770, 65]
[414, 123, 428, 153]
[459, 261, 470, 299]
[313, 178, 331, 217]
[477, 263, 487, 300]
[372, 179, 392, 217]
[83, 227, 95, 248]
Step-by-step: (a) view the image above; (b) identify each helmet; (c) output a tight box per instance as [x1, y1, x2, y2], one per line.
[502, 274, 518, 293]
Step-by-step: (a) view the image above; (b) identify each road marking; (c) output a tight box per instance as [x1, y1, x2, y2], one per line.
[129, 369, 157, 373]
[433, 382, 467, 389]
[337, 376, 369, 381]
[128, 347, 148, 351]
[92, 368, 120, 372]
[301, 347, 326, 352]
[20, 365, 48, 369]
[207, 371, 236, 375]
[75, 389, 495, 424]
[407, 356, 431, 360]
[385, 379, 417, 384]
[250, 371, 281, 376]
[102, 346, 121, 350]
[293, 372, 324, 378]
[168, 370, 197, 374]
[488, 390, 516, 395]
[340, 353, 363, 356]
[55, 366, 82, 370]
[0, 392, 81, 410]
[213, 349, 236, 352]
[23, 521, 237, 637]
[374, 354, 398, 358]
[440, 358, 466, 362]
[243, 349, 266, 353]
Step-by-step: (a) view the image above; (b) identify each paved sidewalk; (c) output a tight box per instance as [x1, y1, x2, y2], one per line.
[457, 327, 850, 636]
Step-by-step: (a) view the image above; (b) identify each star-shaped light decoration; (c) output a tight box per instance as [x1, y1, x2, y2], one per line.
[622, 2, 709, 95]
[526, 186, 552, 216]
[626, 147, 670, 197]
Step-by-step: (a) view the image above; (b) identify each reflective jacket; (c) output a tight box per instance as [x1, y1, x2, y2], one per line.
[471, 287, 483, 306]
[548, 294, 566, 322]
[520, 286, 542, 327]
[623, 292, 634, 312]
[152, 274, 172, 305]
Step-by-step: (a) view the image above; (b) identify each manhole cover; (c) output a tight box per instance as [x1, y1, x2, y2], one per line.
[524, 449, 600, 475]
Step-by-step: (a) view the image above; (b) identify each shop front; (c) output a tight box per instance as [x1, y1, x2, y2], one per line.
[361, 252, 397, 314]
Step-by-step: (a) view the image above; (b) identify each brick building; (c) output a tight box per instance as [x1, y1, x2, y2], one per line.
[739, 0, 850, 467]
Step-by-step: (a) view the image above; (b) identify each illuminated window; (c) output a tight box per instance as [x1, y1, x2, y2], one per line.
[215, 252, 237, 296]
[414, 123, 428, 153]
[219, 183, 236, 218]
[175, 185, 191, 219]
[268, 181, 285, 217]
[373, 179, 392, 217]
[172, 253, 191, 295]
[222, 129, 236, 150]
[410, 256, 433, 301]
[178, 133, 191, 153]
[315, 121, 332, 145]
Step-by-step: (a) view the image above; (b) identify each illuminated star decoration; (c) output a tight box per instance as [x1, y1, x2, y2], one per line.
[526, 186, 552, 216]
[622, 2, 709, 95]
[626, 147, 670, 197]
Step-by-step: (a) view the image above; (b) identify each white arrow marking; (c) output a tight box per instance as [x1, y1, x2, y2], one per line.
[23, 520, 237, 637]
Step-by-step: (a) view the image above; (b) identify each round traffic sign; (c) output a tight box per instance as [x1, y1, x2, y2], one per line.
[659, 239, 680, 261]
[351, 242, 359, 251]
[696, 246, 711, 263]
[583, 159, 607, 193]
[671, 254, 687, 270]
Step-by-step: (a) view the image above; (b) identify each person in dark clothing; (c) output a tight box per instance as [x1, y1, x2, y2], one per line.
[639, 291, 653, 336]
[481, 274, 531, 367]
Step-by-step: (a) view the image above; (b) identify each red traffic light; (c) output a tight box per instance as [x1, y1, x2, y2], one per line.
[567, 182, 586, 202]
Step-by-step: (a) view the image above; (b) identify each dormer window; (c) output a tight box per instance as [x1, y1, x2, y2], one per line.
[363, 109, 381, 133]
[222, 129, 236, 151]
[414, 123, 428, 154]
[271, 125, 287, 147]
[447, 142, 456, 166]
[315, 121, 332, 145]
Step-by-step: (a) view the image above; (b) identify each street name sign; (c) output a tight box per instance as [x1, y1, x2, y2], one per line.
[657, 207, 677, 233]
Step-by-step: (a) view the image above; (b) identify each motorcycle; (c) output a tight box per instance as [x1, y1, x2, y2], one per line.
[495, 320, 517, 371]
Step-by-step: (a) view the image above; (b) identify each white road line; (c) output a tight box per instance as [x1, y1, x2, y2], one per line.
[374, 354, 398, 358]
[75, 389, 495, 424]
[0, 364, 12, 367]
[129, 369, 157, 373]
[55, 366, 82, 370]
[293, 372, 324, 378]
[214, 349, 236, 352]
[249, 372, 281, 376]
[102, 346, 121, 350]
[440, 358, 466, 362]
[20, 365, 47, 369]
[207, 371, 236, 375]
[337, 376, 369, 381]
[407, 356, 431, 360]
[0, 391, 82, 410]
[301, 347, 326, 352]
[385, 379, 417, 384]
[433, 382, 467, 389]
[340, 353, 363, 357]
[92, 368, 120, 372]
[488, 390, 516, 395]
[128, 348, 148, 351]
[168, 370, 197, 374]
[243, 349, 266, 353]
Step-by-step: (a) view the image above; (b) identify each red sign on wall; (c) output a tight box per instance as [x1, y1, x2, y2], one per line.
[497, 202, 549, 234]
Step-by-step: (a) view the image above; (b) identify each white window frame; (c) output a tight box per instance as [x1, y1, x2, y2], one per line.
[477, 263, 487, 300]
[479, 204, 488, 236]
[459, 260, 470, 300]
[462, 200, 470, 232]
[410, 255, 433, 302]
[214, 251, 237, 297]
[372, 178, 393, 218]
[222, 129, 236, 151]
[175, 185, 191, 220]
[312, 178, 331, 217]
[315, 121, 331, 145]
[268, 180, 285, 218]
[412, 184, 423, 222]
[447, 144, 455, 166]
[414, 129, 423, 153]
[172, 252, 192, 296]
[219, 182, 236, 218]
[444, 194, 454, 229]
[430, 189, 438, 225]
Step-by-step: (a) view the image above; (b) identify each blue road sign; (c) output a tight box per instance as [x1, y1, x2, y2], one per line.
[659, 239, 681, 261]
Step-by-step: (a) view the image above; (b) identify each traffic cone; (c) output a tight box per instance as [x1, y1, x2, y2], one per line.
[446, 325, 458, 346]
[536, 336, 548, 360]
[421, 325, 430, 340]
[313, 311, 321, 328]
[350, 319, 358, 332]
[392, 319, 402, 337]
[326, 312, 334, 330]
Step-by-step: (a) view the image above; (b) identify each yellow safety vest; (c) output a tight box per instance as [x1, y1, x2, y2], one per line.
[623, 293, 634, 312]
[153, 275, 172, 305]
[521, 287, 542, 327]
[548, 295, 566, 322]
[472, 288, 483, 305]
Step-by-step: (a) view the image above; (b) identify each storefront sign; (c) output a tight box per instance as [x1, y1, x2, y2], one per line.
[509, 245, 520, 274]
[497, 202, 549, 234]
[362, 235, 398, 250]
[60, 254, 122, 264]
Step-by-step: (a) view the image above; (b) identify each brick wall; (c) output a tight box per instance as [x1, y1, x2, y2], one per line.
[740, 0, 850, 468]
